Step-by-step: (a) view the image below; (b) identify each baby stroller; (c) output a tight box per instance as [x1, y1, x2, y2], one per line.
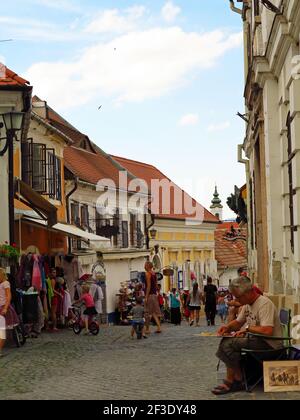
[1, 307, 26, 348]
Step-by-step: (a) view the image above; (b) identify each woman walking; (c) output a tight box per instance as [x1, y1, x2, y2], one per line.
[144, 262, 161, 334]
[169, 288, 181, 326]
[188, 282, 202, 327]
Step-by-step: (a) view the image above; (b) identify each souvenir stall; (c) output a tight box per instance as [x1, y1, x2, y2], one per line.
[115, 275, 145, 325]
[14, 252, 83, 335]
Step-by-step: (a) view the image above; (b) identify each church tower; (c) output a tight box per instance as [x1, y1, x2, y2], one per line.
[210, 186, 223, 220]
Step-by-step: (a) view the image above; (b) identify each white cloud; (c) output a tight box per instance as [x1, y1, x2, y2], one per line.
[30, 0, 81, 12]
[207, 121, 231, 132]
[85, 6, 147, 34]
[26, 28, 242, 110]
[0, 16, 84, 42]
[162, 1, 181, 23]
[179, 114, 199, 126]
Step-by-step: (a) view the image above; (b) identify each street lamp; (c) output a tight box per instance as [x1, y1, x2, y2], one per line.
[0, 111, 25, 245]
[149, 228, 157, 240]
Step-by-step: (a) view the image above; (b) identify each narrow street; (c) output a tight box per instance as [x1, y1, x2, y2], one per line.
[1, 321, 300, 401]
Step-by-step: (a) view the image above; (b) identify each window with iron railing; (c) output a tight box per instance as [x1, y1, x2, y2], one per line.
[22, 139, 62, 201]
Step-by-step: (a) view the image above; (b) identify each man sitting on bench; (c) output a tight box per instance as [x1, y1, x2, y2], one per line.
[212, 276, 283, 395]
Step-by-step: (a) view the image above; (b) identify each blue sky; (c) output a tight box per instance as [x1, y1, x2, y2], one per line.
[0, 0, 246, 218]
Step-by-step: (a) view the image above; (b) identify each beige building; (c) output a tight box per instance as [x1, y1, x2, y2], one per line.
[232, 0, 300, 314]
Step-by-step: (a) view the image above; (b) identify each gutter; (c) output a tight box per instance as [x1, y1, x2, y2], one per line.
[31, 112, 74, 145]
[229, 0, 242, 15]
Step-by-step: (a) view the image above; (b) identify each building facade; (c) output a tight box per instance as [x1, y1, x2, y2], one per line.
[234, 0, 300, 314]
[112, 155, 219, 292]
[0, 67, 32, 245]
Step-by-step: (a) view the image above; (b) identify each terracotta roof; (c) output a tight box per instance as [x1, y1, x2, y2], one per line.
[215, 227, 247, 269]
[111, 155, 218, 223]
[0, 66, 30, 87]
[64, 146, 125, 187]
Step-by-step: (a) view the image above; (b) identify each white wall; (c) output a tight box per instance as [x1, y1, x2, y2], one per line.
[218, 269, 238, 288]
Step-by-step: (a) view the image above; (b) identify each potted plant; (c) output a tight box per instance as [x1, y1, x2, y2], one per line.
[0, 242, 21, 267]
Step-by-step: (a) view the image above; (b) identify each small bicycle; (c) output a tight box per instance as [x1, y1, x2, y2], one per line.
[71, 305, 99, 336]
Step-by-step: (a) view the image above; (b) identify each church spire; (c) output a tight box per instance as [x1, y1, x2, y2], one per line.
[210, 185, 223, 220]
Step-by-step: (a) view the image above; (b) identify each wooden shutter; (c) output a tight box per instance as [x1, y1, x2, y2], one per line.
[32, 143, 47, 193]
[46, 149, 56, 199]
[55, 156, 62, 201]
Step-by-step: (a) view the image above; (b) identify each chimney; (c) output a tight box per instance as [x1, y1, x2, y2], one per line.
[32, 100, 48, 120]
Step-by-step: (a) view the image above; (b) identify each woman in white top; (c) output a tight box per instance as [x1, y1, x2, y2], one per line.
[188, 282, 202, 327]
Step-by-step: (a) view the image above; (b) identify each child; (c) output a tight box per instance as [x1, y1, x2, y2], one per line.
[0, 268, 19, 356]
[130, 296, 147, 339]
[75, 284, 97, 334]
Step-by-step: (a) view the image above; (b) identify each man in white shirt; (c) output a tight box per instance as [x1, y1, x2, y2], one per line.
[212, 276, 283, 395]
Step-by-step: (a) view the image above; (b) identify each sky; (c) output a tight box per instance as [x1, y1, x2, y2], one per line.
[0, 0, 246, 219]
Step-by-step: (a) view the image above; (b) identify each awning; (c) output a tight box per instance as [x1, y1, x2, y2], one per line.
[21, 217, 110, 247]
[14, 179, 57, 226]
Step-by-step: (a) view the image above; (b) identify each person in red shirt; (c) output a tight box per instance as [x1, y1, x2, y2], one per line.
[75, 284, 97, 334]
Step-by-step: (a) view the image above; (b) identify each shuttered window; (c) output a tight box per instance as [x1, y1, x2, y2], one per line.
[22, 139, 62, 200]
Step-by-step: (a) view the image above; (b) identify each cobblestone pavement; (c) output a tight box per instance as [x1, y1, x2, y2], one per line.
[1, 319, 300, 400]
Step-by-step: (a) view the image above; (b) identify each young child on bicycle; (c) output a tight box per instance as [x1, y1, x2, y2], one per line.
[129, 296, 147, 339]
[74, 284, 97, 334]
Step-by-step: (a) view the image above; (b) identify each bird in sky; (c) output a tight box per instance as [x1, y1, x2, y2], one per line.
[98, 105, 102, 110]
[0, 39, 13, 43]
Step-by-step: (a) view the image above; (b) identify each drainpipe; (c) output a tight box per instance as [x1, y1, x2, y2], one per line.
[229, 0, 242, 15]
[145, 197, 155, 251]
[66, 176, 79, 254]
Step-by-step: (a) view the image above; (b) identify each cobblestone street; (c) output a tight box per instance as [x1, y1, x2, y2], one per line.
[1, 320, 300, 400]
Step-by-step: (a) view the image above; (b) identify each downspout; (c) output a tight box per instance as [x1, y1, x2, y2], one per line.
[145, 197, 155, 251]
[66, 176, 79, 254]
[229, 0, 242, 15]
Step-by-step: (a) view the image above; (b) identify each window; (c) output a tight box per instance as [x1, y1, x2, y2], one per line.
[122, 221, 129, 248]
[81, 205, 89, 230]
[71, 202, 80, 227]
[137, 220, 143, 248]
[22, 139, 62, 200]
[287, 113, 297, 253]
[130, 213, 137, 247]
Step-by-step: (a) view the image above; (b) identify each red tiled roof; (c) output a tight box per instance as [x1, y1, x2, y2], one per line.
[64, 146, 124, 187]
[0, 66, 30, 87]
[215, 227, 247, 269]
[111, 155, 219, 223]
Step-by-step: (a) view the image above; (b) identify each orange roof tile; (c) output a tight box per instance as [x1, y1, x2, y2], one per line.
[111, 155, 218, 223]
[215, 227, 247, 269]
[0, 66, 30, 87]
[64, 146, 124, 187]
